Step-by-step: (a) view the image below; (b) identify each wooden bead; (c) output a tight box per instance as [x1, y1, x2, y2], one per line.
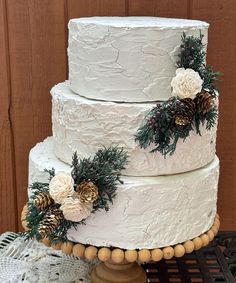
[61, 242, 73, 255]
[163, 247, 175, 260]
[183, 240, 194, 254]
[215, 223, 220, 231]
[73, 244, 85, 258]
[200, 234, 210, 247]
[125, 250, 138, 263]
[214, 216, 220, 224]
[207, 230, 215, 242]
[151, 249, 163, 262]
[138, 249, 151, 263]
[42, 237, 51, 247]
[211, 225, 219, 236]
[111, 249, 125, 263]
[21, 205, 28, 219]
[98, 248, 111, 262]
[174, 244, 185, 258]
[213, 224, 220, 233]
[21, 220, 29, 231]
[21, 205, 28, 231]
[210, 227, 217, 236]
[84, 246, 98, 260]
[193, 237, 203, 250]
[213, 221, 220, 231]
[51, 241, 62, 250]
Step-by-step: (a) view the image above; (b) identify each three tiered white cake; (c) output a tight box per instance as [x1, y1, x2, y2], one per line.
[28, 17, 219, 250]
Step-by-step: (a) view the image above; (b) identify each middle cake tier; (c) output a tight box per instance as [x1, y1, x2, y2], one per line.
[52, 81, 217, 176]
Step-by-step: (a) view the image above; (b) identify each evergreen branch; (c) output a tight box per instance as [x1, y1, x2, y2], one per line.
[135, 98, 194, 156]
[177, 32, 221, 94]
[200, 66, 222, 95]
[25, 202, 47, 238]
[72, 147, 128, 211]
[195, 105, 218, 132]
[29, 182, 49, 196]
[177, 32, 205, 71]
[44, 168, 55, 181]
[135, 97, 218, 156]
[48, 219, 78, 243]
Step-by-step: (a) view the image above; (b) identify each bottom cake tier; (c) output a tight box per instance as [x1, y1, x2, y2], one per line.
[28, 137, 219, 250]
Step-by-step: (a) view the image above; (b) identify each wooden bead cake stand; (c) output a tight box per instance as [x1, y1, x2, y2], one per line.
[21, 206, 220, 283]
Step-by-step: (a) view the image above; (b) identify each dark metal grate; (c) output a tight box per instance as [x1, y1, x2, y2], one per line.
[143, 232, 236, 283]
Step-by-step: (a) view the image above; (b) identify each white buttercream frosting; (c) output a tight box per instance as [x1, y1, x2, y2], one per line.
[51, 81, 217, 176]
[68, 17, 209, 102]
[28, 137, 219, 249]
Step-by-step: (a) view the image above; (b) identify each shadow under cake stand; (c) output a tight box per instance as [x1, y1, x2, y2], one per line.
[21, 206, 220, 283]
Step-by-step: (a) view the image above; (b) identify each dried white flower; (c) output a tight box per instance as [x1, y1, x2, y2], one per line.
[60, 197, 92, 222]
[171, 68, 203, 99]
[49, 172, 74, 204]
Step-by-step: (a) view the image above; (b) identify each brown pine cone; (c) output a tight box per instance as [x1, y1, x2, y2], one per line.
[175, 98, 195, 126]
[76, 181, 99, 204]
[194, 92, 215, 115]
[38, 208, 64, 238]
[33, 192, 54, 210]
[175, 116, 189, 126]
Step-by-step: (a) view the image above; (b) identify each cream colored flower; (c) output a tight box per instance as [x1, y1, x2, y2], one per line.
[60, 196, 92, 222]
[171, 68, 203, 99]
[49, 172, 74, 204]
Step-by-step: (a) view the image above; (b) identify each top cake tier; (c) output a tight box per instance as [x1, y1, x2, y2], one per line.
[68, 17, 209, 102]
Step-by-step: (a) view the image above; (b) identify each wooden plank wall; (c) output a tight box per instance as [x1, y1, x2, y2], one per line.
[0, 0, 17, 232]
[0, 0, 235, 233]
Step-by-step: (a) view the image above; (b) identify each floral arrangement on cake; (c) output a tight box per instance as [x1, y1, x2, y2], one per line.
[23, 147, 128, 242]
[135, 33, 221, 156]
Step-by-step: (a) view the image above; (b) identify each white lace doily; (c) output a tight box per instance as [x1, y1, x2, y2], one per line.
[0, 232, 94, 283]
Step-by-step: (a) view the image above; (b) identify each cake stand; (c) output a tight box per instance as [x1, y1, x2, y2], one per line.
[21, 205, 220, 283]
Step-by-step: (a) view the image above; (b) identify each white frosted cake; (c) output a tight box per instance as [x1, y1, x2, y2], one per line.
[51, 81, 217, 176]
[68, 17, 208, 102]
[27, 17, 220, 250]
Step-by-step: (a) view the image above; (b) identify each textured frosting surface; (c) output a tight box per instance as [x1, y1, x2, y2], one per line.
[52, 81, 217, 176]
[68, 17, 209, 102]
[28, 137, 219, 249]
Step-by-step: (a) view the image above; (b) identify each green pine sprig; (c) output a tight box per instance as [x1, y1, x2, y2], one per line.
[71, 147, 128, 211]
[195, 105, 218, 134]
[177, 32, 205, 71]
[135, 98, 194, 156]
[135, 97, 218, 156]
[44, 168, 55, 181]
[177, 32, 221, 95]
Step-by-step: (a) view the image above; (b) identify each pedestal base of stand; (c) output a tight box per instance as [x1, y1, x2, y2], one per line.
[91, 261, 147, 283]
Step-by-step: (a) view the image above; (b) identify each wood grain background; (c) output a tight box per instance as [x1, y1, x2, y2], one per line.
[0, 0, 235, 233]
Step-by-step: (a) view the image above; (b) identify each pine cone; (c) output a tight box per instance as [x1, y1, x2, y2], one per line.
[76, 181, 99, 204]
[175, 98, 195, 126]
[194, 92, 214, 115]
[32, 192, 54, 210]
[38, 208, 64, 238]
